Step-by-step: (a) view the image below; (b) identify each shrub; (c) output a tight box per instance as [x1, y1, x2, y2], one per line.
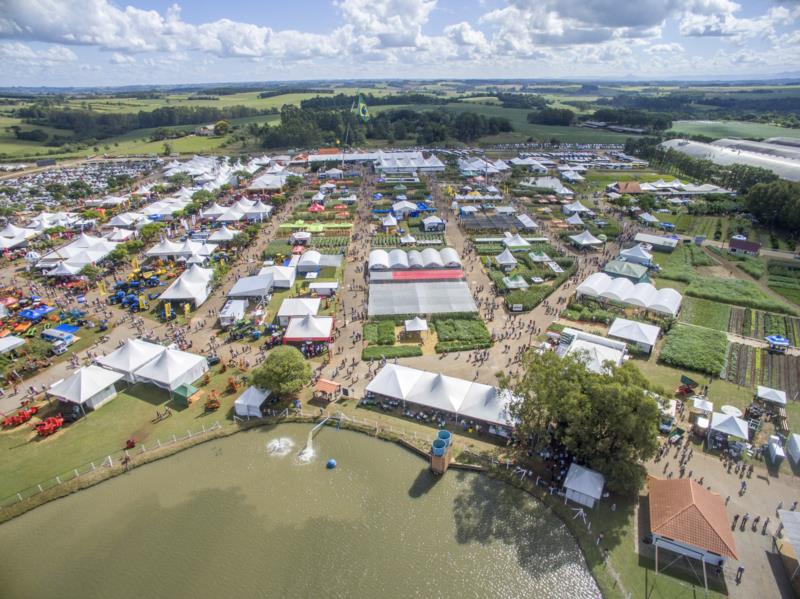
[362, 345, 422, 360]
[435, 340, 493, 353]
[659, 324, 728, 375]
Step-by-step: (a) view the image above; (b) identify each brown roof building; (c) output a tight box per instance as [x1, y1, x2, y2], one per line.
[728, 238, 761, 256]
[617, 181, 642, 194]
[648, 477, 738, 561]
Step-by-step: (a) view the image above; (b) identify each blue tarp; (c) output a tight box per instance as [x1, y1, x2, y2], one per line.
[19, 305, 55, 320]
[55, 324, 80, 334]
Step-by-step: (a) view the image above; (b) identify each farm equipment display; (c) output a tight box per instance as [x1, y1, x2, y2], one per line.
[34, 415, 64, 437]
[675, 374, 699, 396]
[205, 390, 221, 411]
[3, 405, 39, 428]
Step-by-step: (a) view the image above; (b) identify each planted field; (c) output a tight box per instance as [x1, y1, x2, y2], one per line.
[678, 298, 731, 332]
[728, 307, 800, 345]
[767, 260, 800, 308]
[431, 317, 492, 353]
[723, 343, 800, 400]
[685, 277, 797, 315]
[659, 324, 728, 375]
[654, 244, 712, 283]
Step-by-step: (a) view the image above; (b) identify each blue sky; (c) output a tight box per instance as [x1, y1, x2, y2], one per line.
[0, 0, 798, 87]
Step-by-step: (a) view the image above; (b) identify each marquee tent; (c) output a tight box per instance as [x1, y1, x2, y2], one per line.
[710, 412, 749, 440]
[277, 297, 321, 326]
[619, 244, 653, 266]
[569, 230, 603, 248]
[608, 318, 660, 353]
[495, 248, 518, 269]
[502, 233, 530, 248]
[209, 225, 236, 242]
[283, 315, 334, 342]
[234, 386, 271, 418]
[259, 265, 296, 289]
[0, 335, 25, 354]
[368, 281, 477, 316]
[96, 338, 166, 382]
[563, 464, 605, 509]
[134, 348, 208, 391]
[404, 316, 428, 332]
[227, 274, 274, 299]
[757, 385, 787, 405]
[566, 214, 584, 226]
[49, 365, 124, 411]
[160, 265, 213, 306]
[576, 272, 682, 316]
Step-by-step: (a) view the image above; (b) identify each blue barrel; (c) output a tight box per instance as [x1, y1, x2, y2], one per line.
[432, 439, 446, 457]
[437, 430, 452, 447]
[326, 459, 337, 469]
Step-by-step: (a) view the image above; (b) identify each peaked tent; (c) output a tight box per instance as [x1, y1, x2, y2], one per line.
[227, 274, 274, 299]
[133, 348, 208, 391]
[569, 230, 603, 248]
[234, 386, 271, 418]
[757, 385, 787, 405]
[404, 316, 428, 332]
[49, 365, 124, 410]
[495, 248, 518, 268]
[95, 338, 166, 382]
[563, 463, 605, 509]
[710, 412, 749, 440]
[283, 315, 334, 341]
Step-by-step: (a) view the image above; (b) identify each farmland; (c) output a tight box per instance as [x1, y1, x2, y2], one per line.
[723, 343, 800, 402]
[767, 260, 800, 307]
[685, 276, 798, 315]
[659, 324, 728, 375]
[678, 297, 731, 332]
[727, 307, 800, 345]
[669, 120, 800, 141]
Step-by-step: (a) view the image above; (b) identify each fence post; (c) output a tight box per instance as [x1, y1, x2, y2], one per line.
[140, 444, 146, 453]
[187, 429, 192, 438]
[38, 484, 43, 493]
[55, 476, 61, 484]
[74, 469, 79, 478]
[202, 424, 206, 434]
[17, 493, 22, 502]
[173, 434, 177, 444]
[156, 439, 161, 448]
[91, 462, 96, 471]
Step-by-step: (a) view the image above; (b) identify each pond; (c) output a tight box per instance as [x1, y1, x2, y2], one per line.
[0, 425, 600, 599]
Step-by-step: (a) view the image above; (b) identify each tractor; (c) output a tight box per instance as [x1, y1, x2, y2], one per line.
[34, 415, 64, 437]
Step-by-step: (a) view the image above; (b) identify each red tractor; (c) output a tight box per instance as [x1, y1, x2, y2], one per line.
[34, 415, 64, 437]
[2, 406, 39, 428]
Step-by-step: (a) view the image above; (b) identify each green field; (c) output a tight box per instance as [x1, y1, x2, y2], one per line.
[372, 102, 633, 144]
[669, 120, 800, 140]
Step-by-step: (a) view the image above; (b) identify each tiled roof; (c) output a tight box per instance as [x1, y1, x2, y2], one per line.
[648, 477, 738, 560]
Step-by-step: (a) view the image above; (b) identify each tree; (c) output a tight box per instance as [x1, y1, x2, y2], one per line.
[527, 108, 575, 126]
[79, 264, 103, 282]
[251, 346, 311, 396]
[213, 120, 231, 136]
[508, 351, 660, 494]
[139, 222, 165, 243]
[162, 142, 173, 156]
[168, 171, 191, 187]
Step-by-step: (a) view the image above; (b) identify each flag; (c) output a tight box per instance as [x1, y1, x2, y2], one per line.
[356, 95, 369, 121]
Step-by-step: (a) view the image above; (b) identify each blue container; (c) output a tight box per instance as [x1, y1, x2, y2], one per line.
[437, 430, 452, 447]
[326, 459, 337, 469]
[432, 439, 446, 457]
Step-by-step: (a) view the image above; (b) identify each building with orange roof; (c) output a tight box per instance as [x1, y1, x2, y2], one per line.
[647, 477, 737, 588]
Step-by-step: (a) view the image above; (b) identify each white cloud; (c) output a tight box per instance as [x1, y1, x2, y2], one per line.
[0, 42, 77, 66]
[110, 52, 135, 64]
[645, 42, 685, 54]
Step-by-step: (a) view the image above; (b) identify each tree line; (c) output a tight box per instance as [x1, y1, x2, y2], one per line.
[299, 93, 448, 111]
[16, 104, 264, 141]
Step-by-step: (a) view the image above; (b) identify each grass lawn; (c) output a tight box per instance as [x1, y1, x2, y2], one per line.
[678, 297, 731, 332]
[0, 364, 249, 499]
[669, 120, 800, 141]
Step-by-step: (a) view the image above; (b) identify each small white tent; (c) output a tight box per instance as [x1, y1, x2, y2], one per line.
[563, 463, 605, 509]
[757, 385, 787, 406]
[234, 386, 271, 418]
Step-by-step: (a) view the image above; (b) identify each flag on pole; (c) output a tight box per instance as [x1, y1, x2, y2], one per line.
[356, 95, 369, 121]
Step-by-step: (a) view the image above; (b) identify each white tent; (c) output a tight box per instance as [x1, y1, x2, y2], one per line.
[619, 244, 653, 266]
[227, 274, 274, 299]
[203, 203, 227, 218]
[757, 385, 787, 406]
[569, 230, 603, 247]
[710, 412, 749, 440]
[563, 464, 605, 509]
[404, 317, 428, 332]
[494, 248, 518, 268]
[49, 365, 124, 411]
[259, 265, 296, 289]
[219, 299, 247, 327]
[692, 397, 714, 414]
[297, 250, 322, 273]
[46, 262, 82, 277]
[283, 315, 334, 341]
[216, 207, 245, 223]
[234, 386, 271, 418]
[566, 214, 584, 226]
[0, 335, 25, 354]
[381, 214, 398, 228]
[108, 212, 149, 228]
[563, 200, 590, 214]
[134, 348, 208, 391]
[277, 297, 321, 326]
[105, 228, 135, 242]
[161, 265, 213, 306]
[146, 239, 183, 258]
[608, 318, 660, 352]
[503, 233, 530, 248]
[95, 339, 166, 382]
[209, 225, 236, 242]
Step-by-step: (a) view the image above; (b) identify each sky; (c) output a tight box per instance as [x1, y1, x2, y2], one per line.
[0, 0, 799, 87]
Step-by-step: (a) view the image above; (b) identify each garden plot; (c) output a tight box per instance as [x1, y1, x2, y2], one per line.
[659, 324, 728, 375]
[685, 277, 797, 315]
[723, 343, 800, 400]
[678, 297, 731, 332]
[727, 307, 800, 346]
[768, 260, 800, 307]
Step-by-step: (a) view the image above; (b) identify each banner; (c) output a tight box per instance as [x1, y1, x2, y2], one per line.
[164, 302, 171, 319]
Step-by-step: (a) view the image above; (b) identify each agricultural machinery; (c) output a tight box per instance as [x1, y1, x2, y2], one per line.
[3, 406, 39, 428]
[34, 415, 64, 437]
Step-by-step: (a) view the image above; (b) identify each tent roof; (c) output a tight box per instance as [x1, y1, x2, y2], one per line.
[277, 297, 321, 318]
[710, 412, 749, 439]
[608, 318, 660, 346]
[563, 464, 605, 500]
[495, 248, 518, 265]
[0, 335, 25, 354]
[404, 316, 428, 332]
[235, 385, 270, 409]
[284, 315, 334, 340]
[757, 385, 787, 405]
[503, 233, 530, 247]
[620, 244, 653, 261]
[570, 230, 602, 246]
[692, 397, 714, 413]
[209, 225, 236, 241]
[134, 348, 206, 389]
[49, 365, 123, 404]
[648, 477, 738, 560]
[96, 338, 165, 374]
[227, 274, 273, 298]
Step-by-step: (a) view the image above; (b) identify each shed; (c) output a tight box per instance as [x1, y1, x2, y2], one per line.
[563, 463, 605, 509]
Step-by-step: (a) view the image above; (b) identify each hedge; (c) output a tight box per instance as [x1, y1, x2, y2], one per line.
[362, 345, 422, 360]
[435, 340, 493, 353]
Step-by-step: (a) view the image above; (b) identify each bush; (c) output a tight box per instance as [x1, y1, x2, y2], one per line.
[435, 340, 493, 353]
[432, 318, 491, 343]
[362, 345, 422, 360]
[376, 320, 396, 345]
[659, 324, 728, 375]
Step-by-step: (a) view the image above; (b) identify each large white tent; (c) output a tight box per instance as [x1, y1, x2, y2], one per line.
[37, 233, 118, 269]
[608, 318, 661, 353]
[569, 230, 603, 248]
[49, 365, 124, 411]
[563, 464, 605, 509]
[710, 412, 749, 440]
[576, 272, 682, 316]
[160, 265, 214, 306]
[134, 348, 208, 391]
[283, 315, 334, 341]
[259, 265, 296, 289]
[234, 386, 271, 418]
[366, 364, 519, 428]
[209, 225, 236, 242]
[619, 244, 653, 266]
[95, 338, 166, 382]
[276, 297, 320, 326]
[227, 274, 274, 299]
